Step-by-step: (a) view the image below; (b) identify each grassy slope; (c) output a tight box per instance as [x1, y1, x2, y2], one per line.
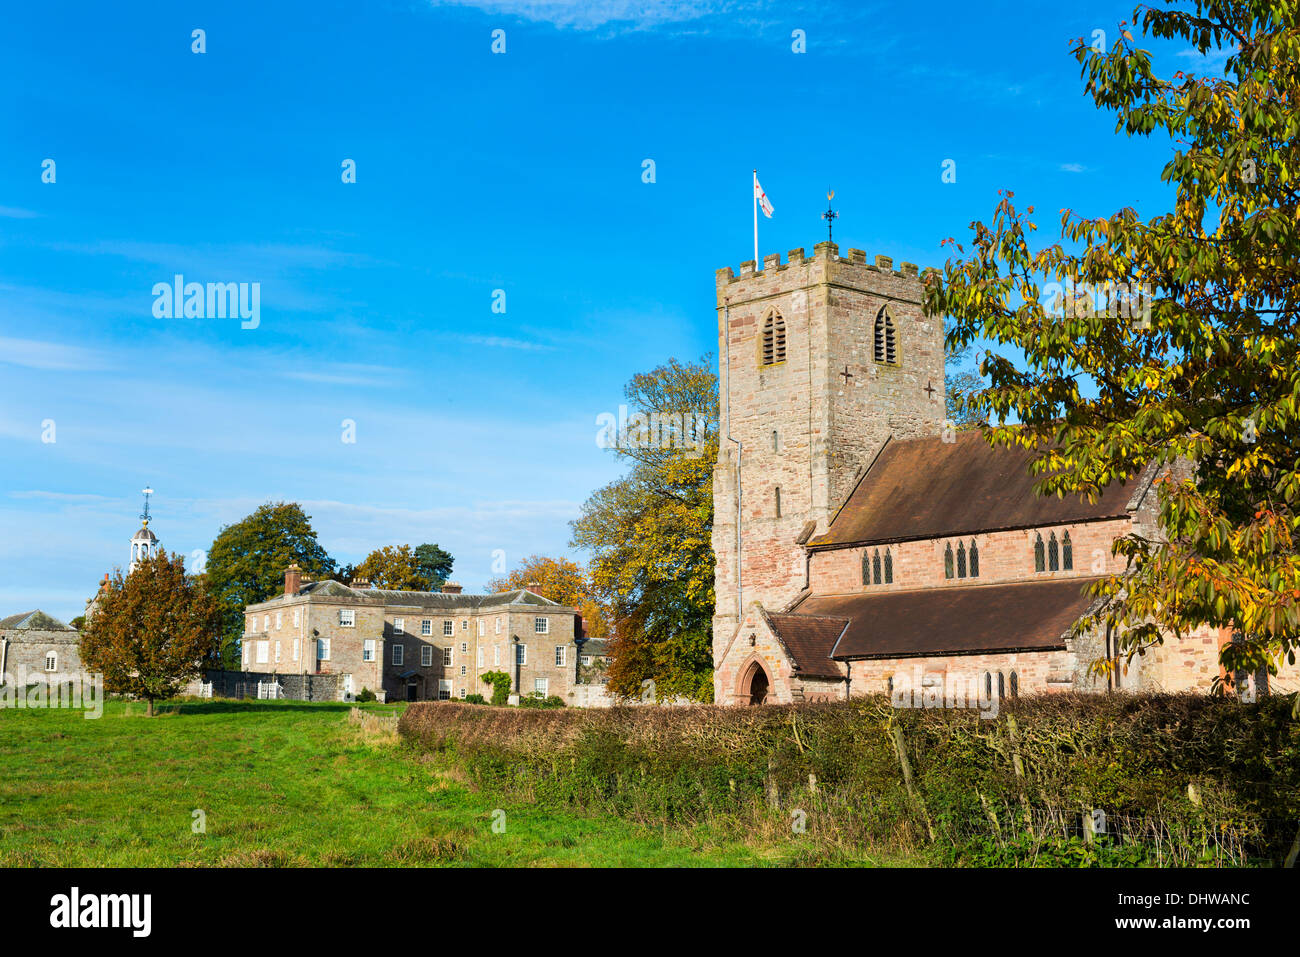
[0, 699, 906, 867]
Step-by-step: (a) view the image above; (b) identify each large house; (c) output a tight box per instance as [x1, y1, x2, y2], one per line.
[241, 565, 584, 703]
[710, 240, 1299, 705]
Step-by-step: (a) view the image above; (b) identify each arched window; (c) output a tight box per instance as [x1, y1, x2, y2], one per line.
[862, 550, 871, 586]
[969, 539, 979, 578]
[944, 543, 954, 579]
[774, 486, 782, 518]
[956, 542, 967, 578]
[1034, 533, 1045, 572]
[1048, 532, 1060, 571]
[1062, 531, 1073, 571]
[761, 311, 787, 366]
[872, 550, 882, 585]
[873, 306, 898, 365]
[1009, 671, 1019, 697]
[883, 548, 893, 584]
[984, 671, 993, 698]
[997, 672, 1005, 698]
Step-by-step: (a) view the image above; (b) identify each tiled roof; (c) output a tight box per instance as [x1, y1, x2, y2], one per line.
[788, 576, 1104, 660]
[763, 612, 849, 679]
[260, 582, 564, 610]
[807, 431, 1136, 549]
[0, 609, 75, 632]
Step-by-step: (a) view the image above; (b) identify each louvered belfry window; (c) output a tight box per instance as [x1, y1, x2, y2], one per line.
[761, 311, 787, 366]
[873, 306, 898, 365]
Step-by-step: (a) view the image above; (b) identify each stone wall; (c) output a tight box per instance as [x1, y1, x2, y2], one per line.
[807, 518, 1131, 593]
[192, 669, 347, 702]
[0, 630, 84, 681]
[712, 243, 944, 703]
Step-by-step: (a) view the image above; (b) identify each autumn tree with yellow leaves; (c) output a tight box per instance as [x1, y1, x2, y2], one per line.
[930, 1, 1300, 694]
[487, 554, 610, 639]
[571, 357, 717, 701]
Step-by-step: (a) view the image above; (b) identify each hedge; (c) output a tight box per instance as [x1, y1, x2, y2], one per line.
[398, 694, 1300, 866]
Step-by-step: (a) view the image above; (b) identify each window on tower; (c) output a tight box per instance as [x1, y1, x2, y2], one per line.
[760, 310, 787, 366]
[873, 306, 898, 365]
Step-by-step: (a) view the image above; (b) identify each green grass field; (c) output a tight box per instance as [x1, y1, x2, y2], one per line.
[0, 698, 907, 867]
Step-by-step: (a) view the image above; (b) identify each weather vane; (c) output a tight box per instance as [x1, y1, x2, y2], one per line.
[140, 486, 153, 526]
[822, 189, 838, 243]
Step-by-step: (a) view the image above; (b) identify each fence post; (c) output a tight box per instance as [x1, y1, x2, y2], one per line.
[890, 723, 936, 842]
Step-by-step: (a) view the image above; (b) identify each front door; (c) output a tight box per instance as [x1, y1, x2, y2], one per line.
[406, 679, 418, 702]
[748, 666, 769, 705]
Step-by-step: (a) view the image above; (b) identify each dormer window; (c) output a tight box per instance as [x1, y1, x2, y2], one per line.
[873, 306, 898, 365]
[760, 310, 787, 366]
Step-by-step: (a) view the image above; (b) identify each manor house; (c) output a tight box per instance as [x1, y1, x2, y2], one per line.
[710, 241, 1299, 705]
[242, 565, 584, 703]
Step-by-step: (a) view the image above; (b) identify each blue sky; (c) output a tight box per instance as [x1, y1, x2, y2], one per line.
[0, 0, 1225, 622]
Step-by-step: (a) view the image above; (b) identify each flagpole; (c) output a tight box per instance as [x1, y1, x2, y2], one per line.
[752, 169, 759, 265]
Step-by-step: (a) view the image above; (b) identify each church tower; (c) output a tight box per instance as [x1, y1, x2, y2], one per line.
[712, 241, 945, 697]
[129, 486, 159, 573]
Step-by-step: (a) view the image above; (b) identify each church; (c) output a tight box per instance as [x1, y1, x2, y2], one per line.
[709, 240, 1296, 705]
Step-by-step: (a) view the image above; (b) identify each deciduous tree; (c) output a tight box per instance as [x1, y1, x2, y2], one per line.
[571, 357, 716, 701]
[80, 549, 219, 716]
[487, 554, 609, 638]
[205, 502, 334, 667]
[928, 1, 1300, 692]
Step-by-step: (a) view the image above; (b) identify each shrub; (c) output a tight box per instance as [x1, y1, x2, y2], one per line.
[464, 694, 487, 705]
[518, 692, 565, 709]
[479, 671, 512, 706]
[355, 687, 377, 703]
[398, 694, 1300, 867]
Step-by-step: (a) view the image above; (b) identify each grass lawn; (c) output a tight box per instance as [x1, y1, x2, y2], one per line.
[0, 698, 911, 867]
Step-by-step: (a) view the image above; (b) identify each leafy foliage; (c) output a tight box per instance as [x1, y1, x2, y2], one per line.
[570, 357, 717, 702]
[347, 543, 454, 590]
[205, 502, 334, 667]
[80, 549, 219, 715]
[401, 692, 1300, 867]
[518, 692, 566, 709]
[927, 1, 1300, 687]
[413, 543, 455, 589]
[944, 318, 986, 427]
[479, 670, 512, 706]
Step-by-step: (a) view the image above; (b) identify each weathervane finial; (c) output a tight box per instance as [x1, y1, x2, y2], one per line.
[140, 486, 153, 526]
[822, 189, 838, 243]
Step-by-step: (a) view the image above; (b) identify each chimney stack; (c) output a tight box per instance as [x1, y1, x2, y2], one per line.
[284, 563, 302, 596]
[352, 577, 370, 590]
[441, 582, 463, 594]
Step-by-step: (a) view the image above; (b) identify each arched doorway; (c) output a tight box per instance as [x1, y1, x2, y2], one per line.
[741, 661, 770, 705]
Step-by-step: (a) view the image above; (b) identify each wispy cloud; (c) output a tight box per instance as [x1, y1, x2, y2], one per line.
[428, 0, 745, 30]
[284, 364, 406, 387]
[0, 336, 109, 372]
[1059, 163, 1087, 173]
[0, 206, 39, 219]
[455, 333, 556, 351]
